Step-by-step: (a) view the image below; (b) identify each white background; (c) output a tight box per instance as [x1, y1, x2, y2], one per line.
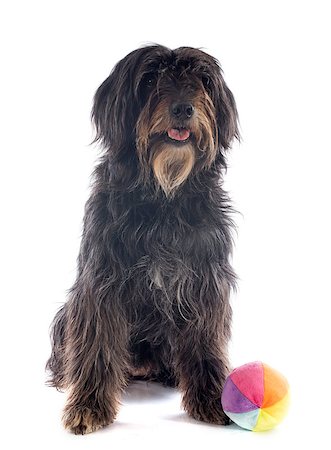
[1, 1, 330, 448]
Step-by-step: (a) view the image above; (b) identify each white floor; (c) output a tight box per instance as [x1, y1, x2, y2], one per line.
[9, 373, 319, 450]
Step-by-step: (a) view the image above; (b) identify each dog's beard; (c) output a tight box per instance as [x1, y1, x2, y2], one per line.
[151, 142, 195, 197]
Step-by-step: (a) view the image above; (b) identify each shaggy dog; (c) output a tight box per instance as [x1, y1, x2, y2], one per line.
[47, 44, 239, 434]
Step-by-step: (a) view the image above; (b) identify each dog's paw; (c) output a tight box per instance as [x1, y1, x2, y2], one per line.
[62, 405, 113, 435]
[184, 397, 231, 425]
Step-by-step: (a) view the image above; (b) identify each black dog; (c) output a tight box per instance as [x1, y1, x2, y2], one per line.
[47, 44, 239, 434]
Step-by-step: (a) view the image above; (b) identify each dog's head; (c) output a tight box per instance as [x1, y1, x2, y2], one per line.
[92, 45, 239, 196]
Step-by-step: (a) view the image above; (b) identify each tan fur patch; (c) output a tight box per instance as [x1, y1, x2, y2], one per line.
[63, 403, 105, 434]
[152, 142, 195, 197]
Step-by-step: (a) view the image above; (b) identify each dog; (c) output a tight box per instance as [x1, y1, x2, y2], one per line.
[47, 44, 239, 434]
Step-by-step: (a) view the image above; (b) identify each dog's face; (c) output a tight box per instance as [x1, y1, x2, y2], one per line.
[92, 45, 239, 196]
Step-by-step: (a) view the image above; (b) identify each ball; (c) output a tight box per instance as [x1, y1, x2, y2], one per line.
[221, 361, 290, 431]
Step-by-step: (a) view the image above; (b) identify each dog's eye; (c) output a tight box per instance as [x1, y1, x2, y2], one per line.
[144, 73, 157, 88]
[202, 75, 211, 88]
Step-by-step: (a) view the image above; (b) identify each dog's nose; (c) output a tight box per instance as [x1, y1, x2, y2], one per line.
[171, 103, 194, 119]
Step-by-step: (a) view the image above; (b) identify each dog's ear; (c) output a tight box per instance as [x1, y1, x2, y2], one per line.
[213, 71, 240, 152]
[91, 50, 143, 150]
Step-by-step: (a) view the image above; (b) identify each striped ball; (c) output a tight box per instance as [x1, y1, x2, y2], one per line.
[221, 361, 290, 431]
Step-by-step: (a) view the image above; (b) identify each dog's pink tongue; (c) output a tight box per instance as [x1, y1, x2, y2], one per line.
[168, 128, 190, 141]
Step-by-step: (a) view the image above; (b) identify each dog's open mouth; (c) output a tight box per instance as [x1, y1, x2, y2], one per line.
[167, 128, 191, 142]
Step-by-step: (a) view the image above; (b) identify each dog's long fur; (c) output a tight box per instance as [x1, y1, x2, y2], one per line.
[47, 44, 239, 434]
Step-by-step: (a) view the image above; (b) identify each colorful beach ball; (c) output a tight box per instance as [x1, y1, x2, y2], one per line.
[221, 361, 290, 431]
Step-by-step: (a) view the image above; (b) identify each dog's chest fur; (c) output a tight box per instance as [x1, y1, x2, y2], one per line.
[103, 180, 232, 306]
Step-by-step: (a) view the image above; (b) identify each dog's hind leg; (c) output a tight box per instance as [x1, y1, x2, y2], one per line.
[46, 304, 68, 390]
[129, 339, 178, 387]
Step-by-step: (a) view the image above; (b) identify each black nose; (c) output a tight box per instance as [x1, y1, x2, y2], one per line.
[171, 103, 194, 119]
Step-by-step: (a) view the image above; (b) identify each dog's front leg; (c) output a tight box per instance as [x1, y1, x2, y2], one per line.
[175, 316, 232, 425]
[177, 333, 231, 425]
[61, 290, 130, 434]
